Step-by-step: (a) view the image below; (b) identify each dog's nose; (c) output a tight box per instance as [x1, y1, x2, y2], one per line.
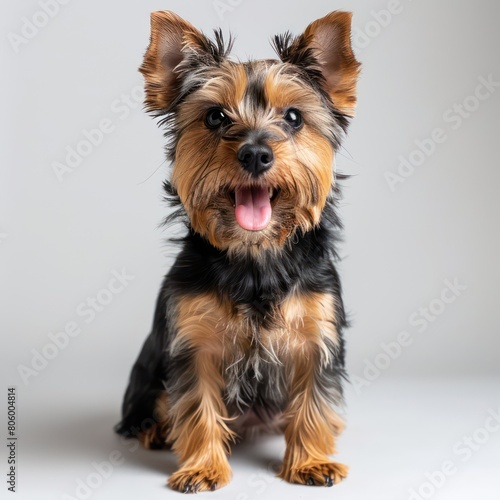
[237, 143, 274, 176]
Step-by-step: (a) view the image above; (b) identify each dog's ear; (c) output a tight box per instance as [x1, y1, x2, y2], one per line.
[274, 11, 361, 116]
[139, 11, 231, 114]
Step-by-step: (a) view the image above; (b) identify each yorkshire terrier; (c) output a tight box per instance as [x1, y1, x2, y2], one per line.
[116, 10, 360, 493]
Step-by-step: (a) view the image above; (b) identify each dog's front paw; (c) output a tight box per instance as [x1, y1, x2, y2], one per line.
[278, 461, 348, 487]
[167, 465, 232, 493]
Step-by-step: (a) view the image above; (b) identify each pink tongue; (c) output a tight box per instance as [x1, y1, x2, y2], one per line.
[234, 186, 272, 231]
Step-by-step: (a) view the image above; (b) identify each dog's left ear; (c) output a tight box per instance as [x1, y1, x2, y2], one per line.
[275, 11, 361, 116]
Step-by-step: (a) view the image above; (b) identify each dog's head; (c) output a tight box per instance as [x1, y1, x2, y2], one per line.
[140, 11, 360, 255]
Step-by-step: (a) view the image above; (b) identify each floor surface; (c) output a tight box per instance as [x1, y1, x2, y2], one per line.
[10, 378, 500, 499]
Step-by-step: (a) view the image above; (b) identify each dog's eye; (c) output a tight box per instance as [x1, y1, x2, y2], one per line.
[283, 108, 303, 129]
[205, 108, 230, 129]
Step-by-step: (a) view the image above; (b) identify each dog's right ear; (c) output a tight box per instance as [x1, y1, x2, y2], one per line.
[140, 11, 228, 114]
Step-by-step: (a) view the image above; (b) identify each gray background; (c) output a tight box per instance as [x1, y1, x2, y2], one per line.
[1, 1, 499, 499]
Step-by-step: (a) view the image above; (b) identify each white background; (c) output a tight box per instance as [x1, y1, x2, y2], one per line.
[1, 1, 499, 499]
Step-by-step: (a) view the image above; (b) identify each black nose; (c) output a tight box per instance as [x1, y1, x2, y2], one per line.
[237, 143, 274, 176]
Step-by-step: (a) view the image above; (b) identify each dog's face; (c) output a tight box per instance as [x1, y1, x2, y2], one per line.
[140, 11, 360, 255]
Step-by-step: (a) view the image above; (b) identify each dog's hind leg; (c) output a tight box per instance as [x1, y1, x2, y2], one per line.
[137, 392, 171, 449]
[115, 326, 166, 441]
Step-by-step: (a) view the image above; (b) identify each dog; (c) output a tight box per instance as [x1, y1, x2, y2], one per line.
[116, 10, 360, 493]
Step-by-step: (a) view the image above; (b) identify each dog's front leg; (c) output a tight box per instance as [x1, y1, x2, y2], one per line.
[278, 347, 348, 486]
[166, 294, 236, 493]
[277, 292, 348, 487]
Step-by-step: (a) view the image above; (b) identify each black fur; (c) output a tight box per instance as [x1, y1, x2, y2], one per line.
[116, 186, 348, 438]
[116, 21, 352, 446]
[244, 63, 268, 112]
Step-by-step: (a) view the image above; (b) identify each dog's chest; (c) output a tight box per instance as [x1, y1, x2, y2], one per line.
[173, 289, 337, 414]
[222, 304, 291, 412]
[222, 291, 337, 412]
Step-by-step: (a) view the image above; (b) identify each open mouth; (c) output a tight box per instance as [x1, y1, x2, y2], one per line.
[229, 186, 279, 231]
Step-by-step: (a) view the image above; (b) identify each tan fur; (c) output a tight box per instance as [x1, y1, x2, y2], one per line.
[301, 11, 361, 115]
[139, 12, 202, 112]
[171, 61, 335, 255]
[165, 291, 345, 488]
[279, 291, 340, 361]
[166, 294, 237, 492]
[277, 292, 347, 485]
[139, 11, 359, 256]
[136, 10, 358, 491]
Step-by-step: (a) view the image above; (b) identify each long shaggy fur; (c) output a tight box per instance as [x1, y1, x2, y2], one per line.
[116, 9, 360, 493]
